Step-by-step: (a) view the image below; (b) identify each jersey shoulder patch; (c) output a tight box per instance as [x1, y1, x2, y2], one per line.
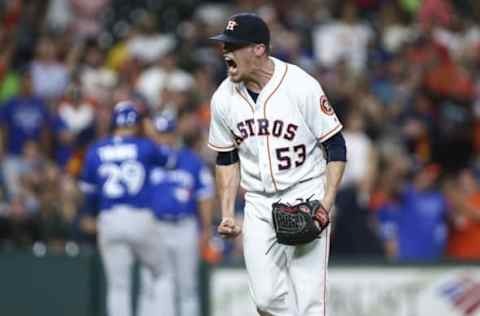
[320, 95, 335, 115]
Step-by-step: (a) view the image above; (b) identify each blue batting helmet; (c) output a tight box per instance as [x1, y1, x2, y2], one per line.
[112, 101, 141, 128]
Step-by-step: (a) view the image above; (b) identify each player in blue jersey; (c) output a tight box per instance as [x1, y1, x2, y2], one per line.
[78, 101, 175, 316]
[138, 112, 214, 316]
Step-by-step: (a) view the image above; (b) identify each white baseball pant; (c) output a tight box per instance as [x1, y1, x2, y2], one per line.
[138, 217, 200, 316]
[97, 206, 175, 316]
[243, 176, 330, 316]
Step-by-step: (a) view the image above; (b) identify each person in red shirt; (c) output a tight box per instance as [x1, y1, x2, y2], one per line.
[445, 168, 480, 260]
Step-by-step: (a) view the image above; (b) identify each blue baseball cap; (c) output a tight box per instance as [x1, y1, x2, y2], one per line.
[112, 101, 141, 128]
[153, 113, 177, 133]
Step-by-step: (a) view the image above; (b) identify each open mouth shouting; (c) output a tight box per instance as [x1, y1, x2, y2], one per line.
[224, 56, 237, 70]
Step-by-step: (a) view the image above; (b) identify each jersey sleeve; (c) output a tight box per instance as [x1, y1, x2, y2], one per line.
[208, 94, 236, 152]
[302, 80, 343, 143]
[78, 146, 99, 215]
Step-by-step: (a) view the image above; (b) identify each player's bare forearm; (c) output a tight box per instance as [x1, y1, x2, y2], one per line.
[215, 162, 240, 219]
[322, 161, 346, 211]
[199, 197, 214, 240]
[216, 162, 242, 238]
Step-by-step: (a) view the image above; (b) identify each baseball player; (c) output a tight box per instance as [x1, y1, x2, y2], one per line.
[78, 101, 175, 316]
[208, 13, 347, 316]
[139, 112, 215, 316]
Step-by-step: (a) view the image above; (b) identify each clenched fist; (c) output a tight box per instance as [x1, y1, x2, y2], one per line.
[218, 217, 242, 239]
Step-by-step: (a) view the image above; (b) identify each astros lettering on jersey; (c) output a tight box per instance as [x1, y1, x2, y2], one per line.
[208, 57, 342, 193]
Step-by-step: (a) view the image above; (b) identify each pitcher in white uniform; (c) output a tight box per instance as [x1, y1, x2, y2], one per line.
[208, 13, 347, 316]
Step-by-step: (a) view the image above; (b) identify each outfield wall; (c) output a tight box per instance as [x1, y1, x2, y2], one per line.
[1, 250, 479, 316]
[211, 264, 480, 316]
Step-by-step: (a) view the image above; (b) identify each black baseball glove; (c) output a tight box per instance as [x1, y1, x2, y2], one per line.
[272, 198, 330, 246]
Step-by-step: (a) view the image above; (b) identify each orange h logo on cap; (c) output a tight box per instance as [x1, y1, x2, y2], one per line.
[226, 20, 238, 31]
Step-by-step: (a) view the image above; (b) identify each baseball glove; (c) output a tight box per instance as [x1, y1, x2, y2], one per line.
[272, 198, 329, 246]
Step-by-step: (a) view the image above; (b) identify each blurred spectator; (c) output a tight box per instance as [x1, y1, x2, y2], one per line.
[433, 15, 480, 64]
[136, 49, 194, 112]
[105, 28, 134, 73]
[422, 45, 475, 103]
[3, 195, 37, 248]
[78, 38, 117, 106]
[399, 91, 435, 162]
[70, 0, 111, 40]
[9, 1, 49, 68]
[432, 98, 474, 172]
[445, 168, 480, 260]
[1, 141, 50, 247]
[32, 163, 75, 250]
[2, 0, 22, 32]
[46, 0, 73, 33]
[0, 71, 51, 198]
[331, 109, 382, 257]
[377, 162, 448, 261]
[313, 0, 373, 74]
[30, 36, 70, 104]
[378, 3, 414, 54]
[418, 0, 454, 31]
[0, 26, 19, 103]
[57, 173, 81, 227]
[52, 83, 96, 171]
[16, 141, 49, 214]
[341, 109, 378, 199]
[256, 4, 315, 71]
[127, 12, 176, 66]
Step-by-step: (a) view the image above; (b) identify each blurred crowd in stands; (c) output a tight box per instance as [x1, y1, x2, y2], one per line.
[1, 0, 480, 263]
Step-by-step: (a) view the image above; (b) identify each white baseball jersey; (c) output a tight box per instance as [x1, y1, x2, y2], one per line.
[208, 57, 342, 193]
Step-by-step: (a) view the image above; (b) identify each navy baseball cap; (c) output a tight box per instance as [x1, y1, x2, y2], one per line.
[209, 13, 270, 47]
[112, 101, 141, 128]
[153, 113, 177, 133]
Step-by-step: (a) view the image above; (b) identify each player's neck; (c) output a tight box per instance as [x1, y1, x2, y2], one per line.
[114, 127, 137, 137]
[245, 57, 274, 93]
